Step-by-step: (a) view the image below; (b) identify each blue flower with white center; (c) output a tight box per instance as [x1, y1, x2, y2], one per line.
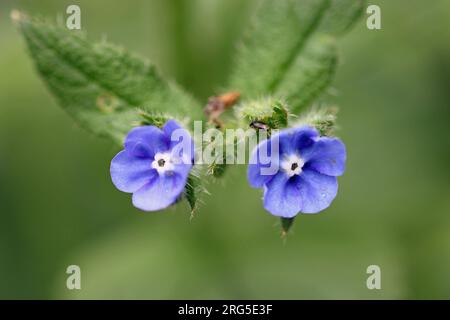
[248, 126, 346, 217]
[110, 120, 194, 211]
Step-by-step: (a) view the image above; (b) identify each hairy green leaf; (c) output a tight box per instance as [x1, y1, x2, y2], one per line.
[137, 110, 172, 128]
[228, 0, 364, 113]
[294, 105, 338, 136]
[236, 97, 288, 130]
[184, 168, 207, 214]
[281, 217, 295, 236]
[228, 0, 329, 97]
[276, 35, 337, 114]
[318, 0, 365, 35]
[15, 12, 202, 145]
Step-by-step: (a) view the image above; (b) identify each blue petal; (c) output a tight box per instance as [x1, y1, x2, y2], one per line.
[173, 162, 193, 179]
[110, 150, 157, 193]
[297, 168, 338, 214]
[132, 172, 187, 211]
[124, 126, 169, 158]
[163, 119, 182, 137]
[263, 172, 302, 218]
[302, 137, 346, 176]
[166, 122, 195, 162]
[278, 126, 319, 155]
[248, 138, 279, 188]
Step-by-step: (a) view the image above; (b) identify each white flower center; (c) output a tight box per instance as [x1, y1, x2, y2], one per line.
[151, 152, 174, 174]
[281, 154, 305, 178]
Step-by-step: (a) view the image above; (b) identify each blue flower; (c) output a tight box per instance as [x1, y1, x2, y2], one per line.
[110, 120, 194, 211]
[248, 126, 346, 217]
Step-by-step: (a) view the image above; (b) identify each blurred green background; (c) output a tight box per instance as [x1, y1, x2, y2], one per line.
[1, 0, 449, 299]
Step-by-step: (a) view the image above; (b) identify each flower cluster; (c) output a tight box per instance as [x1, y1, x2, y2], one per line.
[110, 120, 346, 219]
